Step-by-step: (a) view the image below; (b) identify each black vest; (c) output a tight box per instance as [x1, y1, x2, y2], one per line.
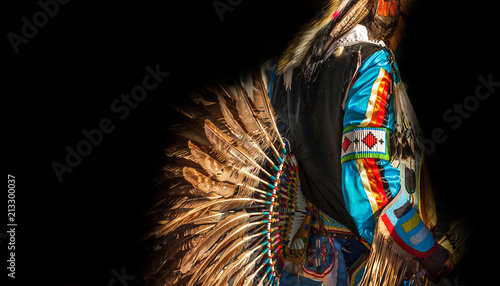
[271, 43, 384, 237]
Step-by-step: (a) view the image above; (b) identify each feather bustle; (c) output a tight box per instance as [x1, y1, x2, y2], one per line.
[141, 65, 307, 285]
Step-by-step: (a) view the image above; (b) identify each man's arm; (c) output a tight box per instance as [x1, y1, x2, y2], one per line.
[340, 48, 451, 282]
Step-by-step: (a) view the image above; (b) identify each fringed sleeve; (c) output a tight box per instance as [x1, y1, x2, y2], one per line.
[341, 49, 439, 286]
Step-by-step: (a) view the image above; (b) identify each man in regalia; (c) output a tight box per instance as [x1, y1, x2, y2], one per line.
[271, 0, 454, 284]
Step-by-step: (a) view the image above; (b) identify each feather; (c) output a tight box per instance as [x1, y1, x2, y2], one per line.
[218, 93, 269, 166]
[214, 241, 266, 286]
[187, 89, 217, 107]
[164, 141, 195, 161]
[250, 67, 285, 150]
[183, 166, 237, 198]
[233, 80, 284, 161]
[242, 262, 266, 286]
[190, 211, 226, 225]
[204, 119, 249, 162]
[144, 250, 187, 286]
[204, 119, 273, 179]
[198, 240, 246, 285]
[217, 93, 281, 181]
[141, 232, 204, 279]
[180, 211, 253, 274]
[188, 139, 228, 164]
[189, 141, 244, 184]
[195, 232, 262, 286]
[144, 221, 214, 252]
[170, 114, 211, 147]
[277, 0, 346, 73]
[329, 0, 373, 40]
[216, 77, 280, 163]
[214, 80, 238, 101]
[233, 81, 267, 143]
[218, 93, 251, 142]
[155, 197, 259, 238]
[250, 68, 274, 123]
[187, 221, 265, 285]
[232, 253, 264, 286]
[189, 140, 271, 190]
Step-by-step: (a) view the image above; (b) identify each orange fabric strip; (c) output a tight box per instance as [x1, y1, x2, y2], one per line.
[362, 158, 389, 210]
[368, 69, 391, 127]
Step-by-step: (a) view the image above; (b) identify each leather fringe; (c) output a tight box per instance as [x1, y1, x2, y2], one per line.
[358, 218, 416, 286]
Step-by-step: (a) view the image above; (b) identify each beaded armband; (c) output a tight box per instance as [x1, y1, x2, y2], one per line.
[340, 126, 390, 164]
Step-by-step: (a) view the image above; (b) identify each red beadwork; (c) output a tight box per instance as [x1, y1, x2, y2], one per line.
[362, 132, 378, 149]
[342, 136, 351, 151]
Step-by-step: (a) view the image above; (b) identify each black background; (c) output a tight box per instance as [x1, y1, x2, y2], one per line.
[4, 0, 498, 285]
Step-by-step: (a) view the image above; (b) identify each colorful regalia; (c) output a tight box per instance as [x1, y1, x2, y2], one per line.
[270, 0, 453, 285]
[137, 0, 460, 285]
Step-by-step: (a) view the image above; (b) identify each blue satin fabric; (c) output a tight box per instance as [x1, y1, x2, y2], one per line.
[341, 49, 401, 244]
[343, 49, 396, 132]
[342, 161, 401, 243]
[384, 192, 437, 256]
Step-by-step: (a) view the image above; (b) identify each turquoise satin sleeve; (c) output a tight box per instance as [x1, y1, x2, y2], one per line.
[341, 49, 401, 244]
[342, 161, 376, 242]
[343, 49, 396, 132]
[342, 159, 400, 243]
